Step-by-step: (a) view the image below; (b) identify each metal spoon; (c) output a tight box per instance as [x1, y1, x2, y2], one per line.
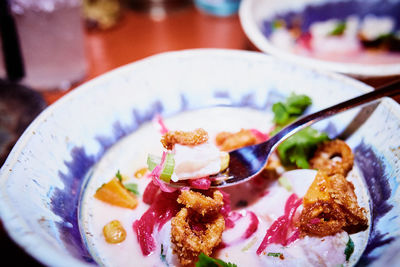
[211, 80, 400, 188]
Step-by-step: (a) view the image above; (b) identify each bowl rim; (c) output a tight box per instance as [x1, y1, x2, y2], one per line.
[1, 48, 399, 267]
[239, 0, 400, 78]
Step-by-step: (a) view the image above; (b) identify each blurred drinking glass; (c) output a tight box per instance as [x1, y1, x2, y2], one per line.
[0, 0, 87, 91]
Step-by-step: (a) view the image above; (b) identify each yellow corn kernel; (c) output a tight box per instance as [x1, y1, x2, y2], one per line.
[134, 167, 148, 178]
[103, 220, 126, 244]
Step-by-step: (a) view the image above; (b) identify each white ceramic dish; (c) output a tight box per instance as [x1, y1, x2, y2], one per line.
[239, 0, 400, 78]
[0, 49, 399, 266]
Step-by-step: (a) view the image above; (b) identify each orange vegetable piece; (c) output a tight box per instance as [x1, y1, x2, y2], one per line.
[303, 171, 331, 206]
[94, 178, 138, 209]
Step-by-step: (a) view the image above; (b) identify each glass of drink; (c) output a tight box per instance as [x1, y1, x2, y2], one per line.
[0, 0, 88, 91]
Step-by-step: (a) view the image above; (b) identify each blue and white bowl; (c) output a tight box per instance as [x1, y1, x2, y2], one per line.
[0, 49, 399, 266]
[239, 0, 400, 78]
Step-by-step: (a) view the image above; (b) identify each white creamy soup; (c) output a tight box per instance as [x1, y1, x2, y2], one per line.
[80, 107, 370, 267]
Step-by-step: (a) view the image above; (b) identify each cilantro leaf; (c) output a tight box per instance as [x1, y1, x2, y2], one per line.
[277, 126, 329, 169]
[124, 183, 140, 196]
[116, 170, 123, 182]
[196, 253, 237, 267]
[272, 93, 312, 126]
[267, 252, 282, 257]
[344, 237, 354, 261]
[330, 21, 346, 36]
[271, 93, 329, 169]
[160, 244, 169, 266]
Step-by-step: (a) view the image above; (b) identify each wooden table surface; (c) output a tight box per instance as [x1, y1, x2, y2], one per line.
[42, 5, 250, 104]
[1, 3, 399, 266]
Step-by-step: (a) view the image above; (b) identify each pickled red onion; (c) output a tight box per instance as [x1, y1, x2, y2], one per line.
[256, 193, 302, 255]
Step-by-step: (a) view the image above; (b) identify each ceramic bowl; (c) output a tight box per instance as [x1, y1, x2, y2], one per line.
[239, 0, 400, 78]
[0, 49, 399, 266]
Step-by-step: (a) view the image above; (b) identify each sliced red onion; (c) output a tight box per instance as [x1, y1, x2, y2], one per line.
[154, 114, 169, 135]
[242, 211, 259, 239]
[250, 128, 269, 142]
[133, 191, 179, 256]
[142, 181, 160, 205]
[150, 152, 176, 193]
[189, 177, 211, 190]
[257, 193, 302, 255]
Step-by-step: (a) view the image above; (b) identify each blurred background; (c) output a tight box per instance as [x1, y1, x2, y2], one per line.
[0, 0, 399, 265]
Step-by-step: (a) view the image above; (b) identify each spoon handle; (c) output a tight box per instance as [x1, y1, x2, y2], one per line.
[269, 79, 400, 152]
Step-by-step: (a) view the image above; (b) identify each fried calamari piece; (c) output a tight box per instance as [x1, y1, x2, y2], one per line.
[177, 190, 224, 216]
[171, 190, 225, 265]
[171, 208, 225, 265]
[215, 129, 257, 151]
[299, 171, 368, 237]
[161, 128, 209, 150]
[310, 139, 354, 176]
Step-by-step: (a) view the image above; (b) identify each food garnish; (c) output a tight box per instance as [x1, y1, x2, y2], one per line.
[94, 177, 138, 209]
[272, 93, 312, 126]
[161, 128, 209, 150]
[103, 220, 126, 244]
[310, 139, 354, 176]
[116, 170, 123, 182]
[299, 169, 368, 236]
[124, 183, 140, 196]
[171, 190, 225, 265]
[257, 193, 302, 255]
[267, 252, 283, 258]
[278, 176, 292, 192]
[134, 167, 148, 178]
[329, 21, 346, 36]
[271, 93, 329, 169]
[345, 237, 355, 261]
[195, 253, 237, 267]
[133, 191, 180, 256]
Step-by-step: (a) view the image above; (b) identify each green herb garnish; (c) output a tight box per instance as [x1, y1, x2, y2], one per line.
[147, 154, 162, 171]
[195, 253, 237, 267]
[160, 244, 169, 266]
[272, 19, 285, 30]
[278, 176, 292, 191]
[267, 252, 282, 257]
[277, 127, 329, 169]
[116, 170, 123, 182]
[271, 93, 328, 169]
[124, 183, 140, 196]
[330, 21, 346, 36]
[272, 93, 312, 125]
[344, 237, 355, 261]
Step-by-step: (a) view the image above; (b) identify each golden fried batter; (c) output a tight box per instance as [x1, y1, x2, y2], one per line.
[161, 128, 209, 150]
[171, 190, 225, 265]
[177, 190, 224, 216]
[299, 171, 368, 237]
[215, 129, 257, 151]
[310, 139, 354, 176]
